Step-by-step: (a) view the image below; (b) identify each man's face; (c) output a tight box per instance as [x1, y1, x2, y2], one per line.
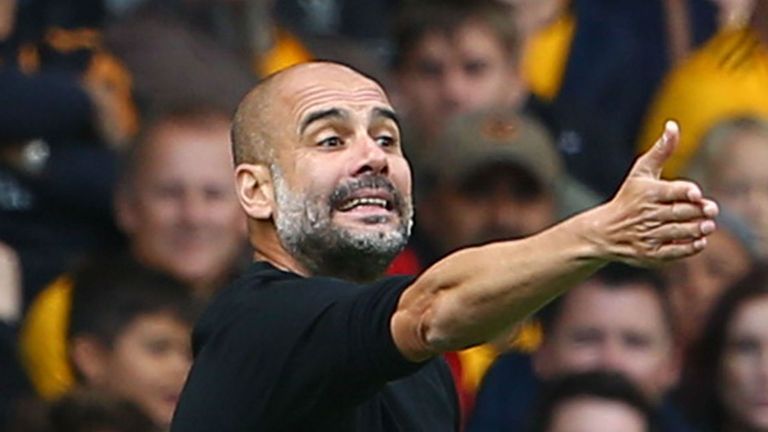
[431, 165, 555, 252]
[396, 20, 520, 139]
[117, 120, 246, 290]
[535, 282, 677, 401]
[547, 397, 647, 432]
[268, 65, 414, 280]
[664, 228, 752, 344]
[98, 313, 192, 429]
[710, 131, 768, 257]
[720, 294, 768, 430]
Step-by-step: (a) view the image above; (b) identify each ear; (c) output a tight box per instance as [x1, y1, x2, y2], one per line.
[70, 336, 110, 385]
[114, 185, 137, 235]
[235, 163, 275, 220]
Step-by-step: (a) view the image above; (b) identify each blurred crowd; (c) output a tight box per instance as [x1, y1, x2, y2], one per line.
[1, 0, 767, 431]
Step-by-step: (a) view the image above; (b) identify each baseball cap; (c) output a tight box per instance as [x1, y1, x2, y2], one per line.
[430, 107, 562, 188]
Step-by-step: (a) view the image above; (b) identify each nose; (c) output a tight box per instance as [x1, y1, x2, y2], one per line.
[351, 136, 389, 177]
[441, 69, 471, 113]
[598, 340, 628, 372]
[180, 192, 209, 226]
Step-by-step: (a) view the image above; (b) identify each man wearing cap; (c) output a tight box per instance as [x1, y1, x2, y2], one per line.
[403, 107, 599, 418]
[417, 108, 598, 261]
[171, 62, 718, 431]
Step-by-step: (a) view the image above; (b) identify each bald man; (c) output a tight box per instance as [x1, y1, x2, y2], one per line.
[171, 62, 719, 431]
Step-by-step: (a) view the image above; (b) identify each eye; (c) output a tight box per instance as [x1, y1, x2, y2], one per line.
[376, 135, 396, 148]
[318, 136, 343, 148]
[464, 59, 489, 77]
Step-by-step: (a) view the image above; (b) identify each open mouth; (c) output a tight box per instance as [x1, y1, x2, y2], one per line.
[337, 195, 394, 212]
[330, 174, 401, 215]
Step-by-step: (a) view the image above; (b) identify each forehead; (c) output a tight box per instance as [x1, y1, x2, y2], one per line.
[277, 65, 393, 127]
[729, 295, 768, 336]
[139, 122, 233, 182]
[410, 21, 507, 62]
[557, 283, 666, 330]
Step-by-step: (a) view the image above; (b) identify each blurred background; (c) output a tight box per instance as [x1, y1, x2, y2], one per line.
[1, 0, 767, 431]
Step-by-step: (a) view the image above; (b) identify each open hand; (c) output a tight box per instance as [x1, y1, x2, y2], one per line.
[591, 121, 719, 265]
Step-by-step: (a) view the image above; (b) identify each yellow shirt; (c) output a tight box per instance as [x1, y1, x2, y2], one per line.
[254, 28, 313, 77]
[19, 276, 75, 399]
[457, 320, 542, 395]
[637, 29, 768, 177]
[521, 12, 576, 102]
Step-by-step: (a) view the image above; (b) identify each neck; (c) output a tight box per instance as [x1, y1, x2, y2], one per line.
[251, 226, 310, 277]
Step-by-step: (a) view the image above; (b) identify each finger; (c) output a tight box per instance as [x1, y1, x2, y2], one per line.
[654, 202, 710, 222]
[653, 237, 708, 261]
[630, 120, 679, 179]
[644, 220, 716, 243]
[655, 180, 704, 203]
[701, 198, 719, 219]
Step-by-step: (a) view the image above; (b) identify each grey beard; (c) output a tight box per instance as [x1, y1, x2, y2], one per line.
[272, 167, 412, 282]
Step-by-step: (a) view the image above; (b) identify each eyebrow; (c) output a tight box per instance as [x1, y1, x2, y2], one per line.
[298, 106, 401, 136]
[372, 107, 401, 130]
[299, 108, 345, 135]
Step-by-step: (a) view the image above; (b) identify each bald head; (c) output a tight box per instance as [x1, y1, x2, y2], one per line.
[232, 61, 412, 280]
[231, 62, 390, 167]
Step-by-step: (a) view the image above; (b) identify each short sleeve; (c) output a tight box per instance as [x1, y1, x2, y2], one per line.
[172, 270, 424, 431]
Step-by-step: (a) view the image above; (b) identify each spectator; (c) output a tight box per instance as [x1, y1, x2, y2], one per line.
[686, 116, 768, 258]
[0, 0, 138, 305]
[0, 241, 29, 430]
[391, 0, 528, 155]
[637, 0, 768, 177]
[469, 264, 693, 431]
[9, 389, 158, 432]
[19, 104, 248, 399]
[66, 257, 198, 430]
[388, 107, 598, 418]
[513, 0, 717, 196]
[683, 269, 768, 431]
[662, 211, 756, 349]
[528, 371, 655, 432]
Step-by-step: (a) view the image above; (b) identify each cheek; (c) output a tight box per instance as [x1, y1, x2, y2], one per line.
[553, 343, 597, 369]
[722, 356, 754, 397]
[105, 351, 161, 400]
[137, 198, 181, 230]
[442, 198, 483, 233]
[389, 159, 412, 194]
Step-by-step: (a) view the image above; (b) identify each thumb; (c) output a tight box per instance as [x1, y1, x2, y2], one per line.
[630, 120, 679, 179]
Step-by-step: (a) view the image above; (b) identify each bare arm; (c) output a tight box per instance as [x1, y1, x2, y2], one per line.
[391, 121, 719, 361]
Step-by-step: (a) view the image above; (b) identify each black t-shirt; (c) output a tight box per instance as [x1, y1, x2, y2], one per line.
[171, 262, 458, 431]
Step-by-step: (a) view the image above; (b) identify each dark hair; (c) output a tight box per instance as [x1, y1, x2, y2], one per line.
[392, 0, 519, 70]
[67, 255, 200, 349]
[528, 370, 655, 432]
[682, 268, 768, 428]
[8, 390, 158, 432]
[538, 263, 673, 337]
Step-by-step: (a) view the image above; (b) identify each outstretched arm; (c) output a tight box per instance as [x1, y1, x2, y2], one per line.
[391, 121, 719, 361]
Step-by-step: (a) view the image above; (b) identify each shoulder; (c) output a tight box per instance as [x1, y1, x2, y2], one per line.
[192, 262, 414, 353]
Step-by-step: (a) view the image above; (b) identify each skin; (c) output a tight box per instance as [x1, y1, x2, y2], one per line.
[116, 119, 246, 296]
[720, 295, 768, 432]
[534, 282, 678, 401]
[664, 228, 752, 345]
[427, 167, 556, 253]
[546, 396, 647, 432]
[236, 63, 412, 278]
[709, 131, 768, 257]
[233, 62, 718, 362]
[395, 20, 525, 140]
[72, 313, 192, 429]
